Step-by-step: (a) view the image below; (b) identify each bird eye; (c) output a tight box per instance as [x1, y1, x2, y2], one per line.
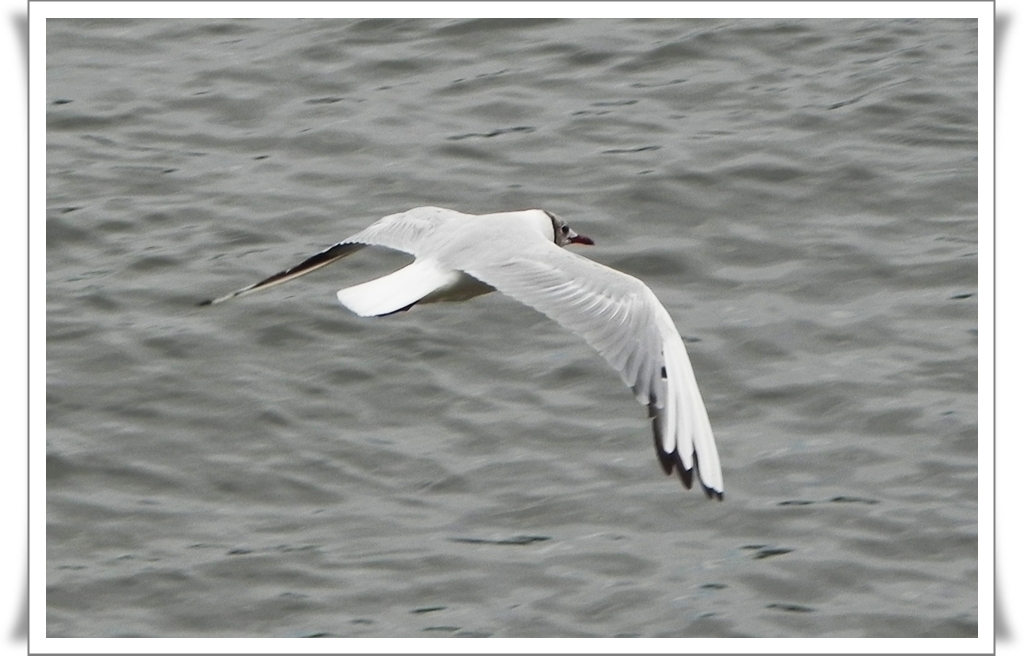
[561, 226, 569, 234]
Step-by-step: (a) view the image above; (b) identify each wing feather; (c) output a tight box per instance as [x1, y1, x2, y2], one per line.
[341, 206, 470, 256]
[453, 242, 723, 497]
[198, 242, 365, 306]
[199, 207, 467, 305]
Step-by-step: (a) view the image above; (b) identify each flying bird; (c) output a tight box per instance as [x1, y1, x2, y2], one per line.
[201, 207, 723, 498]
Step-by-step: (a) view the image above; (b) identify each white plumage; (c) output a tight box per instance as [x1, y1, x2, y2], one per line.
[202, 207, 723, 498]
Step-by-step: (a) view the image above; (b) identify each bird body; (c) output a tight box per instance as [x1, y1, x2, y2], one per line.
[202, 207, 724, 498]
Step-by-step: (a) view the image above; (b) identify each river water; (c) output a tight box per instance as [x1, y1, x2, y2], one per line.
[45, 17, 979, 639]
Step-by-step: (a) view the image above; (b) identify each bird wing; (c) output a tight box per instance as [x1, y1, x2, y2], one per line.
[451, 240, 723, 497]
[199, 207, 467, 306]
[340, 206, 470, 256]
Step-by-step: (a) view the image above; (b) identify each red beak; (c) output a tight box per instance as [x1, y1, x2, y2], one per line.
[569, 234, 595, 245]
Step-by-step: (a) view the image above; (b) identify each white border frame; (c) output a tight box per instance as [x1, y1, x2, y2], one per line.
[29, 2, 995, 654]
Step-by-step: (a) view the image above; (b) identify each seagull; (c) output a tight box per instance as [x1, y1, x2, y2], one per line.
[201, 207, 723, 499]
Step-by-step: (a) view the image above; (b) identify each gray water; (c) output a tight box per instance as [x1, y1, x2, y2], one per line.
[46, 18, 979, 639]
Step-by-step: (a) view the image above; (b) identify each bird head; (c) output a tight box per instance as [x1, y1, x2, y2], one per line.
[544, 210, 595, 247]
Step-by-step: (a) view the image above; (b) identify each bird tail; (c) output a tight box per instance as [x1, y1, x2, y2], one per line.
[336, 259, 463, 317]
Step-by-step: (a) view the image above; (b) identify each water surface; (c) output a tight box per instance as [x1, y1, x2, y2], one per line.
[46, 18, 978, 638]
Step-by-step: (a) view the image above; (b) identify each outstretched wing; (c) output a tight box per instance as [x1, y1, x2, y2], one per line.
[342, 206, 469, 256]
[198, 242, 365, 306]
[454, 240, 723, 498]
[199, 207, 467, 306]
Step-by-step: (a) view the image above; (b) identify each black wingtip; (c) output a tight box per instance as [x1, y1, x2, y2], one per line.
[689, 449, 725, 500]
[651, 419, 695, 490]
[652, 426, 675, 475]
[651, 425, 723, 500]
[676, 461, 694, 489]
